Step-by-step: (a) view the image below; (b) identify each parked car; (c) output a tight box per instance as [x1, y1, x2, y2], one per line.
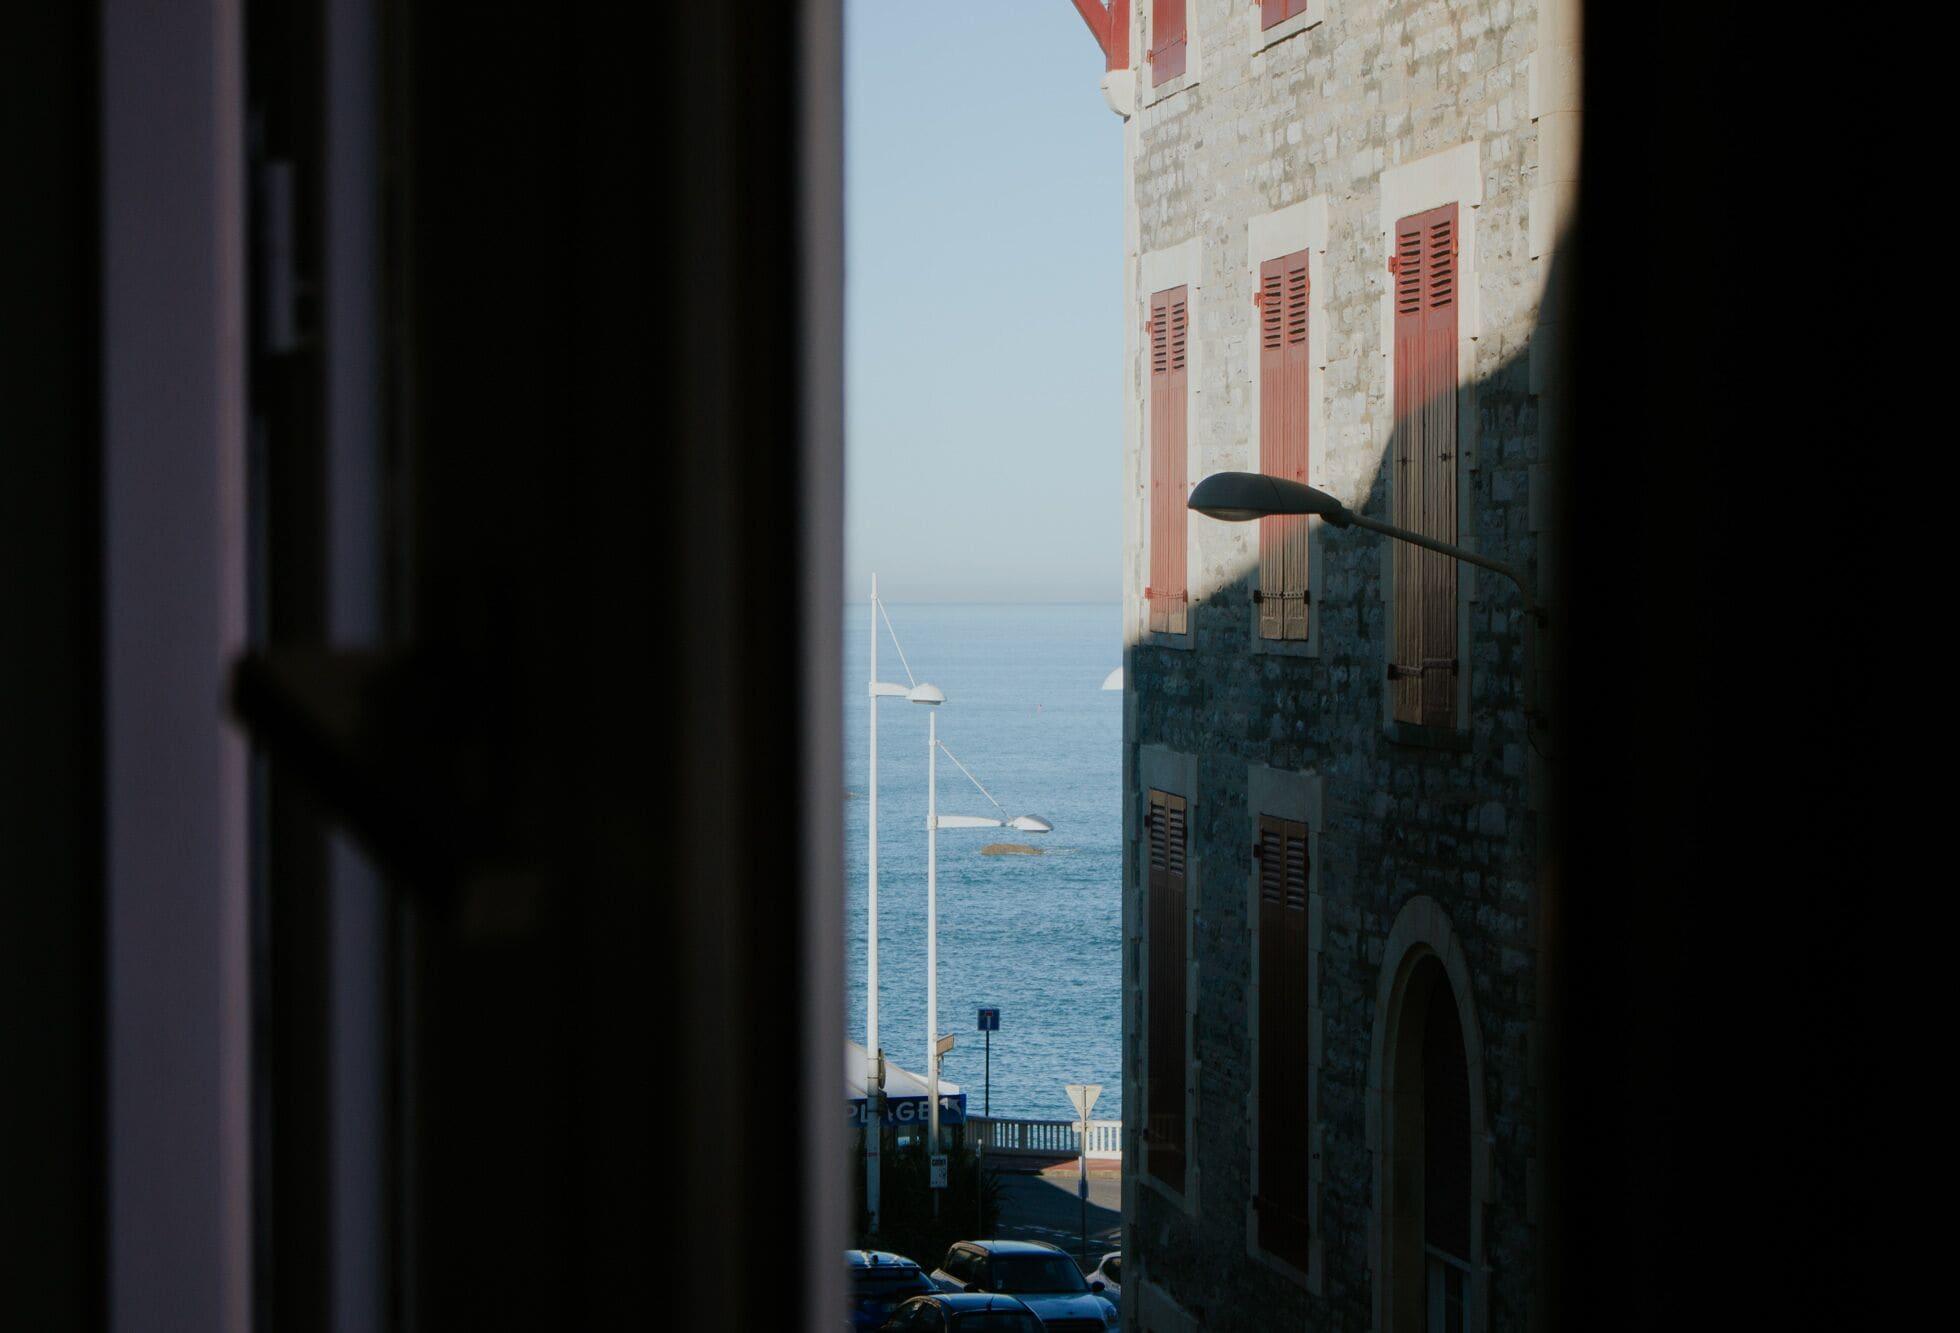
[847, 1250, 939, 1331]
[878, 1291, 1045, 1332]
[929, 1240, 1118, 1331]
[1086, 1252, 1120, 1301]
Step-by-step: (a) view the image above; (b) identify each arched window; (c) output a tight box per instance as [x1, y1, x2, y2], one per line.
[1369, 896, 1489, 1333]
[1423, 980, 1471, 1332]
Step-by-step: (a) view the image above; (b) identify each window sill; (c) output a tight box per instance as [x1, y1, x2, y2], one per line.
[1243, 1218, 1322, 1297]
[1142, 68, 1199, 109]
[1252, 5, 1324, 57]
[1384, 718, 1471, 753]
[1140, 615, 1196, 652]
[1137, 1163, 1199, 1218]
[1251, 628, 1316, 658]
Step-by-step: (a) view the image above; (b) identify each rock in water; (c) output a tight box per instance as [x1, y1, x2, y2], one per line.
[980, 843, 1043, 856]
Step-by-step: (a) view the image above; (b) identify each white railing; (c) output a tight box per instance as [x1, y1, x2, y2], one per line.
[971, 1115, 1123, 1162]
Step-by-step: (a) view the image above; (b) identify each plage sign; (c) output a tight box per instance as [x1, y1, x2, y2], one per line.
[847, 1093, 968, 1129]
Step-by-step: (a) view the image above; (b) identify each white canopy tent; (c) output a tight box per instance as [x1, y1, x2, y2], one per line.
[847, 1039, 965, 1128]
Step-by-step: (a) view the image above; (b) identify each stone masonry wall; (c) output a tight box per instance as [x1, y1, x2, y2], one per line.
[1119, 2, 1545, 1330]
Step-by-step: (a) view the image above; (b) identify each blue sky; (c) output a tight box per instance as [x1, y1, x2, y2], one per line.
[846, 1, 1124, 603]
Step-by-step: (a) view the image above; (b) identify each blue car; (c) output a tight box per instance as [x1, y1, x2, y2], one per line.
[928, 1240, 1118, 1331]
[879, 1291, 1046, 1332]
[847, 1250, 939, 1331]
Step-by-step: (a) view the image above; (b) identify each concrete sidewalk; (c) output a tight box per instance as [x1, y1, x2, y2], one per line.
[985, 1153, 1123, 1180]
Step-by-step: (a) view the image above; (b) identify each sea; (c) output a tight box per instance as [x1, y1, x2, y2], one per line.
[843, 602, 1124, 1123]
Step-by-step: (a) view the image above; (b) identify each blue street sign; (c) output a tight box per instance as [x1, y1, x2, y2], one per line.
[978, 1007, 1000, 1032]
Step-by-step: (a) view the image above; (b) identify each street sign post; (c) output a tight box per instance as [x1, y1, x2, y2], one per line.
[976, 1007, 1001, 1233]
[1065, 1083, 1103, 1263]
[977, 1008, 999, 1115]
[929, 1033, 956, 1212]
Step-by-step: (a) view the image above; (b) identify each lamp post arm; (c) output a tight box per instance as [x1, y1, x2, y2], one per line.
[1344, 510, 1544, 625]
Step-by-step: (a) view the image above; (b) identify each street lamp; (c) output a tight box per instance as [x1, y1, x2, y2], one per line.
[1188, 472, 1549, 746]
[1186, 471, 1543, 623]
[866, 573, 942, 1236]
[924, 725, 1051, 1213]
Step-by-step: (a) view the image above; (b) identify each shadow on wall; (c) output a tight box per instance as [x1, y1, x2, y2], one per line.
[1117, 237, 1567, 1332]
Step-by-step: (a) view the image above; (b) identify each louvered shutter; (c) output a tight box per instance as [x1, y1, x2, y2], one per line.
[1281, 258, 1310, 640]
[1258, 251, 1310, 641]
[1148, 287, 1189, 636]
[1150, 0, 1187, 85]
[1146, 790, 1187, 1192]
[1256, 815, 1310, 1268]
[1262, 0, 1309, 29]
[1390, 204, 1459, 728]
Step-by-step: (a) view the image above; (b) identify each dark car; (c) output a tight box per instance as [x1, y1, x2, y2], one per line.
[847, 1250, 939, 1331]
[928, 1240, 1117, 1332]
[879, 1291, 1046, 1332]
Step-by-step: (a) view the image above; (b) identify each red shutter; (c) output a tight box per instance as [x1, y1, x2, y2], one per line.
[1282, 256, 1310, 640]
[1257, 261, 1286, 640]
[1149, 287, 1188, 636]
[1256, 815, 1310, 1268]
[1390, 204, 1459, 728]
[1264, 0, 1310, 28]
[1150, 0, 1187, 85]
[1146, 790, 1187, 1193]
[1258, 250, 1311, 641]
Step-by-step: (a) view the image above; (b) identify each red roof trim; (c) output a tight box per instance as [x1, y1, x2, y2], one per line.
[1068, 1, 1130, 72]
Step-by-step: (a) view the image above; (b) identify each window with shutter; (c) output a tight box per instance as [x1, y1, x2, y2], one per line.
[1145, 789, 1188, 1193]
[1389, 203, 1460, 729]
[1255, 814, 1311, 1269]
[1257, 250, 1310, 642]
[1148, 287, 1189, 636]
[1149, 0, 1187, 85]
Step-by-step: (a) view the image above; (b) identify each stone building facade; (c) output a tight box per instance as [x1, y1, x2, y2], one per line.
[1066, 1, 1581, 1328]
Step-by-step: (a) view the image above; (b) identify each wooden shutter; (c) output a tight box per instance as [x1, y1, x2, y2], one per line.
[1390, 203, 1459, 728]
[1146, 790, 1187, 1192]
[1148, 287, 1189, 636]
[1262, 0, 1309, 29]
[1256, 815, 1310, 1268]
[1257, 251, 1310, 641]
[1149, 0, 1187, 85]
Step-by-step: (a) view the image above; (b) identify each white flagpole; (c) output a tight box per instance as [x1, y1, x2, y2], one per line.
[866, 574, 881, 1235]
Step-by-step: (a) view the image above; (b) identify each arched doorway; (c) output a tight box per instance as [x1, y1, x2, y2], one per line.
[1369, 897, 1488, 1333]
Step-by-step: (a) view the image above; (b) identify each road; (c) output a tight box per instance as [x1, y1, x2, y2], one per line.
[991, 1159, 1122, 1269]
